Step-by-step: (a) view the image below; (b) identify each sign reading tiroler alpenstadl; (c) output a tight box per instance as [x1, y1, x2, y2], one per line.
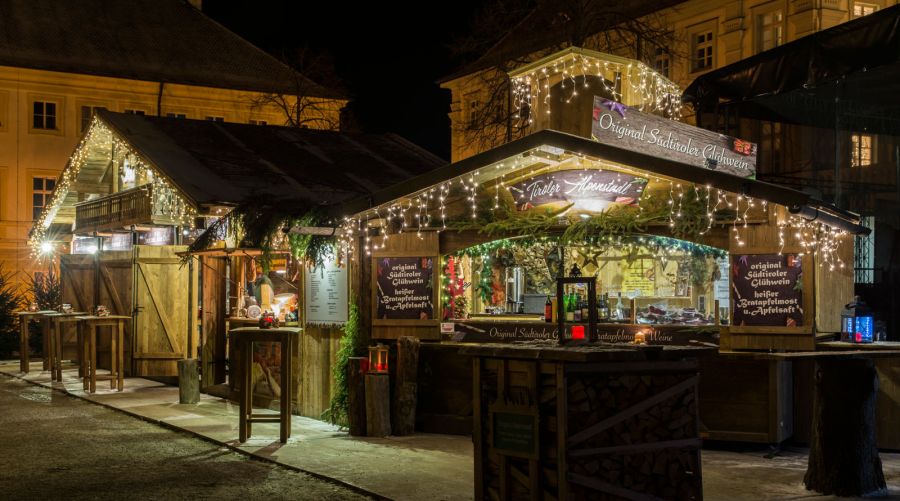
[591, 97, 758, 178]
[731, 253, 803, 326]
[509, 169, 647, 213]
[376, 257, 434, 320]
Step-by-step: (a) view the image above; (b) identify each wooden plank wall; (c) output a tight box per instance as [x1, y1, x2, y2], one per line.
[200, 256, 227, 388]
[59, 254, 97, 359]
[814, 238, 854, 333]
[296, 326, 343, 419]
[97, 251, 133, 372]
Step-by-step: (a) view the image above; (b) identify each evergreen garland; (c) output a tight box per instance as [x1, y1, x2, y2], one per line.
[323, 302, 363, 428]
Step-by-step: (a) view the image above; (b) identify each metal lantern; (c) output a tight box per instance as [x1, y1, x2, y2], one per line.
[841, 296, 874, 344]
[368, 344, 389, 374]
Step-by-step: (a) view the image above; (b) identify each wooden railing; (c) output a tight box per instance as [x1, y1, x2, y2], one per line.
[74, 185, 153, 232]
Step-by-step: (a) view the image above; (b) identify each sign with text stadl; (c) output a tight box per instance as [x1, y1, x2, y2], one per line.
[510, 169, 647, 212]
[591, 97, 757, 178]
[304, 260, 348, 326]
[731, 253, 803, 327]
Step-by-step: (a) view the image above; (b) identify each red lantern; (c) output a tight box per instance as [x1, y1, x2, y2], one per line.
[571, 325, 585, 340]
[368, 344, 389, 374]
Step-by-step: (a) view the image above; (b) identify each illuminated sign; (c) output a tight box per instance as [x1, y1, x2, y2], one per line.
[510, 169, 647, 212]
[591, 97, 757, 178]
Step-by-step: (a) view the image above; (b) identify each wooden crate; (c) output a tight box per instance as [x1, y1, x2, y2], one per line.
[465, 345, 704, 500]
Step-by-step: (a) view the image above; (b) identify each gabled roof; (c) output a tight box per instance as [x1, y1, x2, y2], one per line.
[440, 0, 687, 83]
[0, 0, 341, 98]
[96, 111, 446, 208]
[341, 129, 866, 234]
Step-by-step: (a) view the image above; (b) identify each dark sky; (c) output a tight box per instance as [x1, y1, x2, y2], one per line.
[203, 1, 486, 160]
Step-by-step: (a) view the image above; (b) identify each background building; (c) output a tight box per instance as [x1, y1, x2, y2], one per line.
[0, 0, 345, 290]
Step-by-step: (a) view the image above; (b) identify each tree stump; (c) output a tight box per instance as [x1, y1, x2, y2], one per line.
[177, 358, 200, 404]
[366, 374, 391, 437]
[392, 336, 420, 435]
[804, 358, 886, 496]
[348, 357, 368, 436]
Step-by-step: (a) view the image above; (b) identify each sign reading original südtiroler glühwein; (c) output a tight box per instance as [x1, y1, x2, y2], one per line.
[376, 257, 434, 320]
[731, 253, 803, 326]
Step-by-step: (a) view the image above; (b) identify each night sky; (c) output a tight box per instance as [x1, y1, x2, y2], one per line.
[203, 1, 487, 160]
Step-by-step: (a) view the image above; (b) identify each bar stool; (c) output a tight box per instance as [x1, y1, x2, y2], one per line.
[76, 315, 129, 393]
[229, 327, 300, 443]
[43, 312, 87, 381]
[16, 311, 55, 373]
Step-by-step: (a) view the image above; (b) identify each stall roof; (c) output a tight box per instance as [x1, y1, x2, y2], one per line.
[340, 129, 866, 233]
[683, 5, 900, 135]
[97, 110, 447, 209]
[0, 0, 341, 98]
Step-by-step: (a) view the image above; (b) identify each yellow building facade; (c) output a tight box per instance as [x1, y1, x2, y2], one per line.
[0, 0, 344, 291]
[442, 0, 897, 162]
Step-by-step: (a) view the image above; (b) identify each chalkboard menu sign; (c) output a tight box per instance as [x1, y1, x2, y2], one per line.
[376, 257, 434, 320]
[732, 254, 803, 327]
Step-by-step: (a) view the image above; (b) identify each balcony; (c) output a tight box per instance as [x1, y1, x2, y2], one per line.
[74, 185, 162, 232]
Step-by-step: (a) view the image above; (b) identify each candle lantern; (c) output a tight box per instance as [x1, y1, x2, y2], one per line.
[368, 344, 389, 374]
[841, 296, 874, 344]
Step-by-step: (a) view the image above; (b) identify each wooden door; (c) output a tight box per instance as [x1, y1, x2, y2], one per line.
[200, 256, 227, 388]
[59, 254, 97, 359]
[132, 245, 197, 377]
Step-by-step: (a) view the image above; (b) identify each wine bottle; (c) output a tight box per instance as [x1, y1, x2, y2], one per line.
[573, 293, 582, 322]
[544, 295, 552, 323]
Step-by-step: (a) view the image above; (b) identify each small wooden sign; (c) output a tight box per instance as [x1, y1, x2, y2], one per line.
[731, 253, 803, 327]
[591, 96, 757, 178]
[490, 404, 539, 459]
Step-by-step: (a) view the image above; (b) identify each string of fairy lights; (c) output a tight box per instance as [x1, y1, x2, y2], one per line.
[337, 151, 850, 271]
[29, 116, 197, 255]
[509, 49, 683, 125]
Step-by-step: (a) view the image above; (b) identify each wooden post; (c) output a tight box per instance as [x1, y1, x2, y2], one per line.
[365, 374, 391, 437]
[391, 336, 420, 435]
[178, 359, 200, 404]
[348, 357, 368, 436]
[804, 358, 886, 496]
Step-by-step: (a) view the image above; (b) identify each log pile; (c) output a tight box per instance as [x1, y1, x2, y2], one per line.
[470, 346, 704, 501]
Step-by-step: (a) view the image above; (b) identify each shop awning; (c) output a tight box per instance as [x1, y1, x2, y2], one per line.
[339, 129, 868, 235]
[683, 5, 900, 135]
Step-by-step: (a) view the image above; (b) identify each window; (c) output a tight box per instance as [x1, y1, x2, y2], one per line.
[166, 112, 187, 119]
[852, 2, 879, 18]
[124, 109, 146, 115]
[757, 9, 784, 53]
[854, 216, 875, 284]
[249, 119, 268, 125]
[653, 47, 671, 78]
[760, 122, 783, 174]
[32, 177, 56, 220]
[33, 101, 57, 130]
[851, 133, 875, 167]
[467, 100, 480, 127]
[80, 105, 107, 133]
[691, 29, 714, 72]
[205, 116, 224, 122]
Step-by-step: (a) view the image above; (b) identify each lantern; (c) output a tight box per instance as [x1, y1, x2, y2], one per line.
[841, 296, 874, 344]
[571, 325, 585, 340]
[368, 344, 389, 374]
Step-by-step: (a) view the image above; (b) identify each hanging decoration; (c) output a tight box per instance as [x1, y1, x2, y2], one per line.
[508, 47, 683, 125]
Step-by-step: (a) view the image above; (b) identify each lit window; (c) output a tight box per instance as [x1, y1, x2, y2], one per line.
[32, 176, 56, 220]
[166, 112, 187, 119]
[249, 119, 268, 125]
[854, 216, 875, 284]
[205, 116, 224, 122]
[851, 133, 874, 167]
[124, 109, 146, 115]
[33, 101, 57, 130]
[691, 31, 714, 72]
[654, 47, 671, 78]
[852, 2, 879, 18]
[80, 105, 107, 133]
[757, 10, 784, 52]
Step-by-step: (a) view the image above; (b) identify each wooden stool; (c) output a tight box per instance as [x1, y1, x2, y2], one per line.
[229, 327, 300, 443]
[43, 312, 87, 381]
[77, 315, 129, 393]
[16, 311, 55, 373]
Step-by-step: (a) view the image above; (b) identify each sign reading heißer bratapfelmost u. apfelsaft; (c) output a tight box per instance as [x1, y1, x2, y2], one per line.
[591, 96, 758, 178]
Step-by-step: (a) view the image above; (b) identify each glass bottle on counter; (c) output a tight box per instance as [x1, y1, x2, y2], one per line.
[598, 293, 610, 322]
[580, 295, 589, 323]
[544, 295, 553, 323]
[615, 292, 626, 322]
[565, 291, 575, 322]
